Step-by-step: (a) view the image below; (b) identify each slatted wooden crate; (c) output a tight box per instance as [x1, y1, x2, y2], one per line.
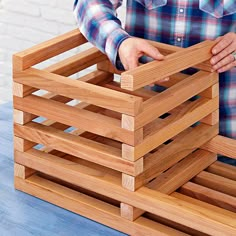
[13, 29, 236, 236]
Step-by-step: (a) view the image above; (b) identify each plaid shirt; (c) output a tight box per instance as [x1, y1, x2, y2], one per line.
[74, 0, 236, 140]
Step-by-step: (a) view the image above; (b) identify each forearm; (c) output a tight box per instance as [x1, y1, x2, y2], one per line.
[73, 0, 130, 65]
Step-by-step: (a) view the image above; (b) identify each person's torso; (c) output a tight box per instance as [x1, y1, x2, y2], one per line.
[125, 0, 236, 47]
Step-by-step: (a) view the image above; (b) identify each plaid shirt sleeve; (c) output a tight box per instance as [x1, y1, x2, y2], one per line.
[73, 0, 130, 66]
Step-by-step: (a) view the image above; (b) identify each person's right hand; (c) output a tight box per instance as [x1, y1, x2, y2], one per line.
[118, 37, 164, 71]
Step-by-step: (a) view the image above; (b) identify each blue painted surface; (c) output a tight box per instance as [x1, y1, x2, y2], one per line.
[0, 102, 127, 236]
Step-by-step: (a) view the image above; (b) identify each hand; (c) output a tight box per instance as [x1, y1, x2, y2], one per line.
[118, 37, 164, 70]
[211, 32, 236, 73]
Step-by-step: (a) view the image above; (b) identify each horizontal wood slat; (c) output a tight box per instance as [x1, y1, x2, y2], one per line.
[45, 47, 107, 76]
[13, 29, 87, 71]
[124, 97, 219, 160]
[179, 182, 236, 212]
[15, 176, 189, 236]
[202, 135, 236, 159]
[14, 122, 143, 176]
[134, 71, 218, 129]
[14, 150, 236, 236]
[148, 150, 217, 192]
[121, 40, 216, 91]
[14, 95, 138, 145]
[14, 68, 143, 116]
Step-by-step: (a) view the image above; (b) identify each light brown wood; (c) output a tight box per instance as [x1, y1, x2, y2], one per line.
[13, 29, 87, 71]
[202, 135, 236, 158]
[128, 124, 218, 189]
[193, 171, 236, 197]
[14, 150, 236, 235]
[14, 136, 35, 152]
[201, 109, 219, 125]
[45, 47, 107, 76]
[15, 175, 189, 236]
[199, 83, 219, 98]
[13, 95, 138, 145]
[148, 150, 217, 193]
[97, 60, 123, 75]
[13, 82, 36, 97]
[12, 33, 236, 236]
[124, 97, 219, 160]
[172, 192, 236, 223]
[129, 150, 217, 220]
[121, 40, 216, 91]
[13, 109, 34, 125]
[14, 163, 35, 179]
[120, 203, 144, 221]
[179, 182, 236, 212]
[14, 123, 143, 176]
[134, 71, 218, 129]
[206, 161, 236, 181]
[14, 68, 143, 116]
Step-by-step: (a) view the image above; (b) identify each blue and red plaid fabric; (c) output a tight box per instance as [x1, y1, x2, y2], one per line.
[74, 0, 236, 140]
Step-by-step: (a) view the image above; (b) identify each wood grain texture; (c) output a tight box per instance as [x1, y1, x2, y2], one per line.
[125, 97, 219, 160]
[45, 47, 107, 76]
[121, 40, 216, 91]
[14, 68, 143, 116]
[193, 171, 236, 197]
[130, 150, 217, 220]
[147, 150, 217, 192]
[13, 29, 87, 70]
[179, 182, 236, 212]
[202, 135, 236, 158]
[206, 161, 236, 181]
[14, 149, 236, 236]
[14, 123, 143, 176]
[134, 71, 218, 129]
[15, 176, 189, 236]
[14, 95, 138, 145]
[122, 124, 218, 189]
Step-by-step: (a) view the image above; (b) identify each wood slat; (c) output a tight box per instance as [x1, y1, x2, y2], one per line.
[14, 95, 138, 146]
[121, 40, 216, 91]
[134, 71, 218, 129]
[14, 150, 236, 235]
[122, 124, 218, 190]
[125, 150, 217, 221]
[45, 47, 107, 76]
[202, 135, 236, 158]
[14, 68, 143, 116]
[13, 29, 87, 71]
[179, 182, 236, 212]
[207, 161, 236, 181]
[123, 97, 219, 160]
[148, 40, 212, 72]
[148, 150, 217, 193]
[14, 123, 143, 176]
[172, 192, 236, 218]
[193, 171, 236, 197]
[15, 175, 189, 236]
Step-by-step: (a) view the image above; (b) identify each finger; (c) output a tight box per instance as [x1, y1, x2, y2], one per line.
[212, 54, 235, 71]
[211, 43, 235, 65]
[138, 42, 164, 60]
[212, 33, 234, 55]
[217, 60, 236, 73]
[127, 58, 139, 70]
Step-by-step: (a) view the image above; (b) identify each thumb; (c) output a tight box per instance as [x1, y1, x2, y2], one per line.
[139, 42, 164, 60]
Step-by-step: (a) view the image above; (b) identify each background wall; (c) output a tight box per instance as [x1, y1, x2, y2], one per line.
[0, 0, 126, 104]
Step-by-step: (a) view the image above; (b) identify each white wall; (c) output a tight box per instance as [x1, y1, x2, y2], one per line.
[0, 0, 126, 104]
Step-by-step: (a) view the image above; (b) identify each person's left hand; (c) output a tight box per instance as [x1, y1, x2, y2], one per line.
[211, 32, 236, 73]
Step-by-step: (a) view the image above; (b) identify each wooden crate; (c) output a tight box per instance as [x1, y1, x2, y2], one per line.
[13, 29, 236, 236]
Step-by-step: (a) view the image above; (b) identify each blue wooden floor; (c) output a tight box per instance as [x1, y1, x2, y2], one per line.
[0, 102, 127, 236]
